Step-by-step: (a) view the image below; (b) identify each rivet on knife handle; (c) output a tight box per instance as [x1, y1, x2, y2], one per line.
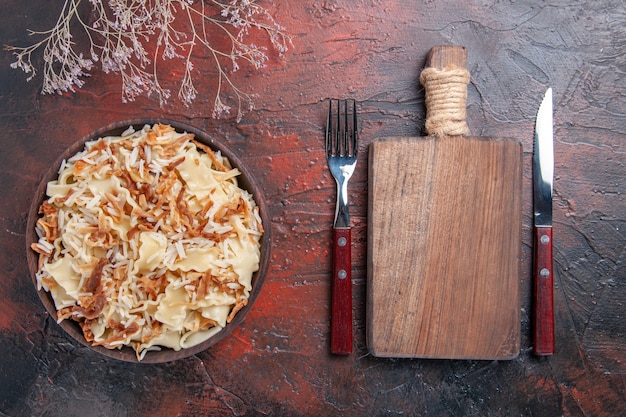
[326, 98, 358, 354]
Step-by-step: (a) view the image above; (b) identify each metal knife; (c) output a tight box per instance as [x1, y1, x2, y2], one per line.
[533, 87, 555, 355]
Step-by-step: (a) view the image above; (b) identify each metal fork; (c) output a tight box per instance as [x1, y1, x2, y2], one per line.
[325, 98, 358, 355]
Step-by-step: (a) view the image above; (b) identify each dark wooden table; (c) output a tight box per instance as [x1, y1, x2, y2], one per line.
[1, 1, 624, 416]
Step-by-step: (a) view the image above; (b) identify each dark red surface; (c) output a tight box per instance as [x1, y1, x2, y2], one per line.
[533, 226, 555, 356]
[331, 227, 353, 355]
[1, 1, 625, 416]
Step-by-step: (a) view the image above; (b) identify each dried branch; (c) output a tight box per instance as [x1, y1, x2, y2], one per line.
[5, 0, 291, 120]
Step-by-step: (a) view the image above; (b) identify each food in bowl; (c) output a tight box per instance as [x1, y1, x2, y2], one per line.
[30, 123, 263, 360]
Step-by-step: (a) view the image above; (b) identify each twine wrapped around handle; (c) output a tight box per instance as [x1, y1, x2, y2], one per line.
[420, 59, 471, 137]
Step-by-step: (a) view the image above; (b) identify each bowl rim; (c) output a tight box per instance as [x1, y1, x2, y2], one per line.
[25, 118, 271, 363]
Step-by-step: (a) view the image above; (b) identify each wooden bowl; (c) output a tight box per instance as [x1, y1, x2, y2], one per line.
[25, 119, 271, 363]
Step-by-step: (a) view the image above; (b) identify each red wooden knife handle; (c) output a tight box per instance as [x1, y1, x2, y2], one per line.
[331, 227, 353, 354]
[533, 225, 555, 355]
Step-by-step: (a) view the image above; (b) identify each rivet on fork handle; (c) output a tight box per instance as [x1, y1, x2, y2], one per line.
[326, 98, 358, 355]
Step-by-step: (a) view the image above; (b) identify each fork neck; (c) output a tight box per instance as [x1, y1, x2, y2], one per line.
[334, 183, 351, 228]
[334, 208, 350, 228]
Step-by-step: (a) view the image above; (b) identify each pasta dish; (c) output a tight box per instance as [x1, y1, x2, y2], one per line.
[31, 124, 263, 360]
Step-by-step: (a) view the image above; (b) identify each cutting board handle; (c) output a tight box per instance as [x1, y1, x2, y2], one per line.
[420, 46, 471, 137]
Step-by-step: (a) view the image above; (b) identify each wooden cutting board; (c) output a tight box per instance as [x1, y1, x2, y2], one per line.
[366, 46, 522, 359]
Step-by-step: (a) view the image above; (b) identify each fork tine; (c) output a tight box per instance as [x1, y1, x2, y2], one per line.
[326, 99, 332, 155]
[335, 100, 341, 155]
[352, 99, 358, 157]
[343, 99, 349, 156]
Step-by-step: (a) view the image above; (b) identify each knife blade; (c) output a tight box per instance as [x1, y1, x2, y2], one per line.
[533, 87, 555, 355]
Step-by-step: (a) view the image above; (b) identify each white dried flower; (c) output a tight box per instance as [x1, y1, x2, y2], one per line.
[5, 0, 291, 120]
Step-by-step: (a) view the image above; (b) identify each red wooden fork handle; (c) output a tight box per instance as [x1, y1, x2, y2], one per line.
[331, 227, 353, 354]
